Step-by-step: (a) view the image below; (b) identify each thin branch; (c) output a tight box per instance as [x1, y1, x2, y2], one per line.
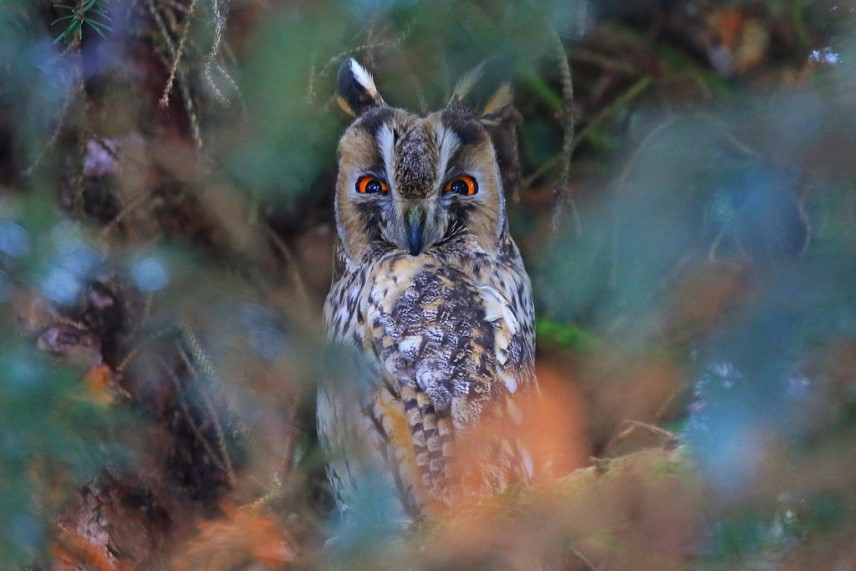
[608, 115, 677, 288]
[158, 0, 190, 13]
[101, 188, 154, 236]
[177, 65, 204, 148]
[586, 76, 656, 149]
[24, 50, 86, 179]
[619, 419, 679, 448]
[263, 224, 310, 307]
[203, 0, 235, 105]
[548, 25, 578, 234]
[159, 0, 199, 108]
[524, 75, 652, 190]
[568, 544, 599, 571]
[160, 353, 236, 484]
[147, 9, 204, 148]
[569, 50, 642, 77]
[307, 23, 414, 104]
[147, 0, 177, 57]
[180, 323, 237, 485]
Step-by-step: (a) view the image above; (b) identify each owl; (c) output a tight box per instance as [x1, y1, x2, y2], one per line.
[319, 59, 538, 525]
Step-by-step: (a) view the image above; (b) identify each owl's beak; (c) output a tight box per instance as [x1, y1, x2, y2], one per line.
[405, 203, 426, 255]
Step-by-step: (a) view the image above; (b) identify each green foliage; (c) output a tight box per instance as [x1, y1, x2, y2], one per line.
[0, 4, 70, 170]
[52, 0, 111, 44]
[535, 318, 598, 351]
[226, 5, 350, 201]
[706, 508, 799, 563]
[0, 341, 134, 565]
[0, 0, 855, 566]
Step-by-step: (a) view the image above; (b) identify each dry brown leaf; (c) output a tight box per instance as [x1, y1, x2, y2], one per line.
[52, 526, 132, 571]
[171, 502, 295, 570]
[85, 365, 116, 406]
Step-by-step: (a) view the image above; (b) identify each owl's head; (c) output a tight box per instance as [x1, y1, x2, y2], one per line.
[333, 58, 513, 264]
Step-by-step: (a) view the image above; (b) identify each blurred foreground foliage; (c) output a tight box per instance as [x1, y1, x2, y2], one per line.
[1, 0, 856, 568]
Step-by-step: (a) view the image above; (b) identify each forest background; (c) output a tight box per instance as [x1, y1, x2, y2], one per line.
[1, 0, 856, 568]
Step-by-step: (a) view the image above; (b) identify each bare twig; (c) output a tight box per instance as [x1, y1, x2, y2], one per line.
[618, 419, 679, 448]
[23, 52, 86, 179]
[568, 544, 599, 571]
[47, 316, 90, 332]
[524, 75, 652, 191]
[247, 472, 285, 511]
[578, 75, 652, 143]
[569, 50, 643, 76]
[707, 228, 728, 261]
[147, 0, 177, 56]
[177, 66, 204, 148]
[247, 394, 300, 510]
[159, 0, 190, 14]
[180, 323, 237, 484]
[72, 133, 89, 216]
[160, 353, 236, 485]
[263, 224, 310, 307]
[307, 23, 414, 103]
[159, 0, 199, 108]
[548, 26, 578, 234]
[101, 188, 154, 236]
[114, 322, 167, 374]
[147, 11, 204, 148]
[608, 114, 677, 288]
[203, 0, 236, 105]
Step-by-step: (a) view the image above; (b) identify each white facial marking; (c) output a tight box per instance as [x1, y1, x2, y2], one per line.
[377, 123, 396, 190]
[437, 126, 461, 185]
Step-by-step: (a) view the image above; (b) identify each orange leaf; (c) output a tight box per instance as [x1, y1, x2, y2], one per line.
[85, 365, 115, 406]
[172, 503, 295, 570]
[52, 526, 131, 571]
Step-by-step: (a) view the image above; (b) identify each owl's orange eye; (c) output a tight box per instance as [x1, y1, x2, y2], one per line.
[356, 176, 388, 194]
[444, 176, 478, 196]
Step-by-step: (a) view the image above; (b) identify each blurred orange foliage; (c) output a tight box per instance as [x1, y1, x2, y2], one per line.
[171, 502, 294, 570]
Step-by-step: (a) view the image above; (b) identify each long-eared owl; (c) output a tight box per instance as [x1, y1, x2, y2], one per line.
[319, 58, 538, 525]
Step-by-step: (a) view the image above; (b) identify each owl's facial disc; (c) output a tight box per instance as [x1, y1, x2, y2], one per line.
[335, 103, 507, 263]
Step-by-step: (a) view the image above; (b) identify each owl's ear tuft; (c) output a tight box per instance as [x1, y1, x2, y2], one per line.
[479, 83, 513, 123]
[336, 58, 385, 117]
[448, 62, 486, 109]
[479, 83, 522, 199]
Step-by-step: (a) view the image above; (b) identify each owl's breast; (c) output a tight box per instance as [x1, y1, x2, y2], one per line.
[356, 251, 529, 425]
[321, 243, 539, 517]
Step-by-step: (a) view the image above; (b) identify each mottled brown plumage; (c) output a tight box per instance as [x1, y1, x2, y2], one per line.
[319, 59, 537, 524]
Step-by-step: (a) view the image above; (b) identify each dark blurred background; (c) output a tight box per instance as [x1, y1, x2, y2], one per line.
[1, 0, 856, 568]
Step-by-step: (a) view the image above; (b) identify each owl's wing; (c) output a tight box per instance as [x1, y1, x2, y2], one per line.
[366, 260, 535, 509]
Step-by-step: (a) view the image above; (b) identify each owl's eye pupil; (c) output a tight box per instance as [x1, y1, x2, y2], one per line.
[444, 175, 477, 196]
[357, 176, 388, 194]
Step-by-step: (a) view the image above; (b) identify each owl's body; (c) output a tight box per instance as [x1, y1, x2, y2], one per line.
[320, 60, 537, 522]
